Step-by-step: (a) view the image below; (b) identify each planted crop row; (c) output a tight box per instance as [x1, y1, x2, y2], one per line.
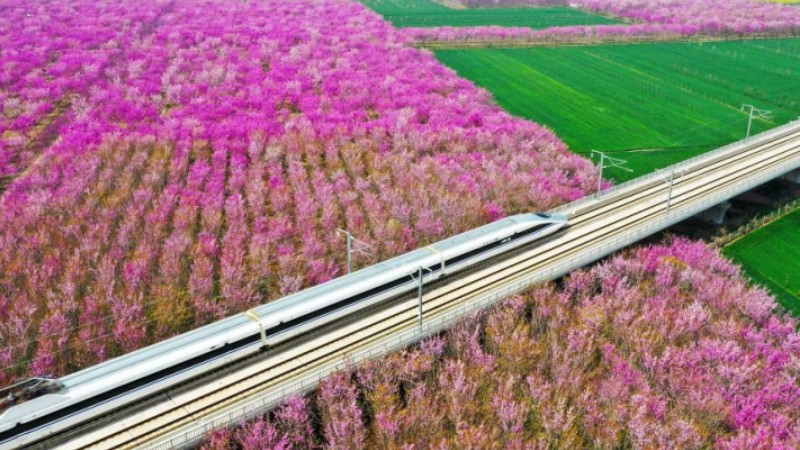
[359, 0, 619, 29]
[435, 39, 800, 180]
[724, 209, 800, 312]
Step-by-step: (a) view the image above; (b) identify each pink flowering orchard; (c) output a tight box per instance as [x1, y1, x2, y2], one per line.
[454, 0, 800, 34]
[0, 1, 164, 179]
[577, 0, 800, 35]
[3, 0, 798, 446]
[404, 23, 696, 44]
[202, 239, 800, 449]
[0, 0, 598, 383]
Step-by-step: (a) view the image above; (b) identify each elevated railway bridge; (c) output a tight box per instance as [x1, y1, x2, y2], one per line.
[2, 120, 800, 450]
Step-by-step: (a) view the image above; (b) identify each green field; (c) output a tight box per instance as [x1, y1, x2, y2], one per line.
[724, 209, 800, 315]
[359, 0, 619, 28]
[436, 39, 800, 181]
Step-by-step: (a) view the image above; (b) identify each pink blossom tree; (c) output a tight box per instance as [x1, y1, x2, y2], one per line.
[201, 239, 800, 448]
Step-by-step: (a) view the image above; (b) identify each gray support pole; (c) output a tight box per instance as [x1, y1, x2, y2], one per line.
[666, 167, 675, 213]
[336, 229, 354, 274]
[346, 233, 352, 274]
[741, 104, 771, 142]
[593, 150, 631, 193]
[417, 267, 423, 328]
[597, 152, 605, 195]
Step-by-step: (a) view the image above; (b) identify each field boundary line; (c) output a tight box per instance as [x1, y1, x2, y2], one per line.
[712, 198, 800, 248]
[415, 32, 800, 50]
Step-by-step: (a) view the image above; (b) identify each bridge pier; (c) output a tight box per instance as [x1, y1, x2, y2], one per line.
[781, 168, 800, 184]
[695, 201, 731, 225]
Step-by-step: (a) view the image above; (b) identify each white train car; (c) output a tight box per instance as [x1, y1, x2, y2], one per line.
[0, 213, 567, 447]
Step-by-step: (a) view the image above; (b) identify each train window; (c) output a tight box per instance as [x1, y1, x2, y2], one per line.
[0, 378, 64, 414]
[534, 213, 551, 218]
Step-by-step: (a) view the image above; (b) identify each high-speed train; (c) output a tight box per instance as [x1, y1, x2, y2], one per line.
[0, 213, 567, 446]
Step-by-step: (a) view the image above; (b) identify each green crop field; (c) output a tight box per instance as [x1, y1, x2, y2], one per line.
[724, 209, 800, 315]
[436, 39, 800, 181]
[358, 0, 619, 28]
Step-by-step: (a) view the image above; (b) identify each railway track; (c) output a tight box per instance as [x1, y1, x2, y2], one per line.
[6, 121, 800, 450]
